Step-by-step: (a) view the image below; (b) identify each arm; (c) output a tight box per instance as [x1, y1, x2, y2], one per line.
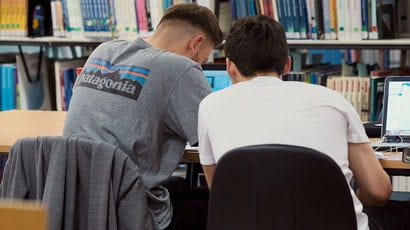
[348, 142, 392, 206]
[202, 164, 216, 189]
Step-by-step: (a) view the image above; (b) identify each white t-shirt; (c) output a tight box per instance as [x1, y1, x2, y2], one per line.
[198, 77, 370, 230]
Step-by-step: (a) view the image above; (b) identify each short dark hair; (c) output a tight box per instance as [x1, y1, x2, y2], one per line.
[158, 3, 223, 47]
[224, 15, 288, 77]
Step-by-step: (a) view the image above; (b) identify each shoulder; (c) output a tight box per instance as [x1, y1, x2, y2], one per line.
[289, 81, 346, 100]
[199, 84, 238, 111]
[88, 40, 133, 59]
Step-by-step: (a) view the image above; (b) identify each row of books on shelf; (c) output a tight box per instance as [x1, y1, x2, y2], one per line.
[0, 53, 83, 112]
[0, 0, 202, 40]
[284, 61, 410, 122]
[392, 176, 410, 193]
[2, 0, 410, 41]
[230, 0, 410, 40]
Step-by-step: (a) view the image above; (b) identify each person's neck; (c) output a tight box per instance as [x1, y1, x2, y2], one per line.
[146, 36, 178, 53]
[235, 72, 281, 83]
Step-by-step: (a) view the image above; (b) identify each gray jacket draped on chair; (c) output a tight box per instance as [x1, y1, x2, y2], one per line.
[0, 136, 154, 230]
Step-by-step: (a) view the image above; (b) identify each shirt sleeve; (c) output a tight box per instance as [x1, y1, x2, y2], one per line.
[165, 66, 212, 146]
[344, 100, 370, 143]
[198, 104, 216, 165]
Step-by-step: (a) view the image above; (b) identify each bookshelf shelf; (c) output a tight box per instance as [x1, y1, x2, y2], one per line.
[0, 36, 105, 47]
[287, 39, 410, 49]
[1, 37, 410, 49]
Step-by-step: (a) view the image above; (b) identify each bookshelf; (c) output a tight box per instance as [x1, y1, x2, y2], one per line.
[2, 37, 410, 50]
[0, 36, 103, 47]
[287, 39, 410, 49]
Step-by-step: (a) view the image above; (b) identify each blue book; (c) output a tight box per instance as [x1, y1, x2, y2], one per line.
[290, 0, 301, 39]
[92, 0, 100, 34]
[63, 68, 76, 110]
[276, 0, 285, 30]
[0, 65, 3, 110]
[80, 0, 91, 34]
[298, 0, 308, 39]
[248, 0, 256, 16]
[6, 66, 15, 110]
[230, 0, 238, 20]
[236, 0, 247, 19]
[361, 0, 369, 39]
[98, 0, 110, 34]
[0, 65, 12, 111]
[60, 0, 70, 32]
[283, 0, 295, 39]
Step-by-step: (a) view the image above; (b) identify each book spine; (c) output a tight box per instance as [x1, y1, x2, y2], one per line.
[275, 0, 287, 37]
[298, 0, 308, 39]
[230, 0, 238, 20]
[284, 0, 295, 39]
[369, 0, 378, 39]
[336, 0, 344, 40]
[344, 0, 352, 40]
[271, 0, 278, 21]
[322, 0, 331, 40]
[136, 0, 149, 37]
[1, 66, 6, 111]
[329, 0, 337, 39]
[290, 0, 301, 39]
[361, 0, 368, 39]
[351, 0, 362, 40]
[314, 0, 324, 39]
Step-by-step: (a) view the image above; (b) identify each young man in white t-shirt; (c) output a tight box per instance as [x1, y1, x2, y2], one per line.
[198, 15, 392, 230]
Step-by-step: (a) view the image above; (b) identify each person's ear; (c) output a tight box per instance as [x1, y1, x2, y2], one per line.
[281, 56, 292, 77]
[226, 58, 239, 84]
[187, 34, 205, 56]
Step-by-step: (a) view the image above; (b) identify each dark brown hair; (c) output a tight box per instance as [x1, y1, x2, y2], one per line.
[224, 15, 288, 77]
[158, 3, 223, 47]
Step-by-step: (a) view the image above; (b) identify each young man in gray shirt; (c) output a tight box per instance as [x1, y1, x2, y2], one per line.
[63, 4, 223, 229]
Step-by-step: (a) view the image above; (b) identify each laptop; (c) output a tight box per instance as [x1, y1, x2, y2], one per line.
[202, 63, 232, 92]
[371, 76, 410, 151]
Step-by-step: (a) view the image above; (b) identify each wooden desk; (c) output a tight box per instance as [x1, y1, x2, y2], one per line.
[1, 110, 409, 172]
[0, 110, 66, 154]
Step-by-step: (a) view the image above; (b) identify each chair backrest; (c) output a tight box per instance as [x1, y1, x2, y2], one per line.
[207, 144, 357, 230]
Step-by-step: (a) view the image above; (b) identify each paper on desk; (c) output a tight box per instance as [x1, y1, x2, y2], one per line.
[185, 144, 199, 151]
[375, 151, 387, 159]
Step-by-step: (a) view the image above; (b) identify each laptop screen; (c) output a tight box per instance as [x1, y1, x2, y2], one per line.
[383, 77, 410, 138]
[202, 64, 231, 92]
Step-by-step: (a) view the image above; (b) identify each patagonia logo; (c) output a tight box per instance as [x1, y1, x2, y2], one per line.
[75, 58, 151, 101]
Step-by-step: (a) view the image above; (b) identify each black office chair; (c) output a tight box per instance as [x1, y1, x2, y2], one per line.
[207, 144, 357, 230]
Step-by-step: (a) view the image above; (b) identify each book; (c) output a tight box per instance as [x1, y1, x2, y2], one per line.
[298, 0, 308, 39]
[360, 0, 368, 39]
[53, 58, 86, 111]
[306, 0, 318, 39]
[321, 0, 331, 40]
[336, 0, 345, 40]
[62, 68, 76, 110]
[136, 0, 149, 37]
[377, 1, 396, 39]
[314, 0, 324, 39]
[328, 0, 337, 39]
[369, 0, 378, 39]
[271, 0, 278, 21]
[290, 0, 300, 39]
[351, 0, 362, 40]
